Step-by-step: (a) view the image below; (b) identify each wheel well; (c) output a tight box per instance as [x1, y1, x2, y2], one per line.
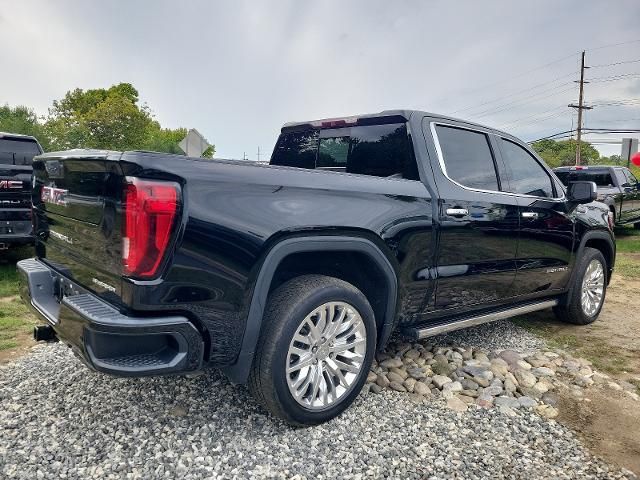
[269, 250, 390, 338]
[584, 238, 614, 280]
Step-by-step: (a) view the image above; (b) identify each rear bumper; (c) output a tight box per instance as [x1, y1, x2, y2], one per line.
[17, 258, 204, 376]
[0, 219, 33, 247]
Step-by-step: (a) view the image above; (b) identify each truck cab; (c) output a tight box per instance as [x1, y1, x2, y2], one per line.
[0, 132, 43, 250]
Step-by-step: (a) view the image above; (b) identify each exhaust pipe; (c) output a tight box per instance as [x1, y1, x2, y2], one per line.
[33, 325, 57, 342]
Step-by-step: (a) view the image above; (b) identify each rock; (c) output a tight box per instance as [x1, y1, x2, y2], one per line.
[413, 381, 431, 396]
[431, 361, 452, 376]
[563, 359, 581, 371]
[408, 393, 426, 404]
[461, 378, 479, 391]
[574, 375, 594, 387]
[446, 396, 468, 413]
[474, 352, 490, 363]
[532, 379, 551, 395]
[407, 367, 429, 380]
[490, 358, 509, 377]
[461, 348, 473, 360]
[460, 389, 479, 398]
[483, 385, 503, 396]
[499, 349, 522, 366]
[618, 380, 637, 392]
[625, 391, 640, 402]
[516, 360, 532, 370]
[389, 381, 406, 392]
[536, 404, 559, 419]
[607, 381, 623, 391]
[389, 367, 409, 380]
[518, 396, 538, 408]
[387, 371, 405, 384]
[505, 378, 517, 394]
[458, 395, 476, 405]
[404, 349, 420, 360]
[543, 351, 560, 359]
[541, 392, 559, 407]
[531, 367, 555, 377]
[367, 371, 378, 383]
[592, 372, 609, 384]
[476, 393, 494, 408]
[403, 377, 416, 393]
[369, 383, 383, 394]
[494, 396, 520, 409]
[525, 356, 547, 368]
[380, 357, 403, 369]
[432, 375, 452, 389]
[514, 369, 537, 388]
[376, 374, 390, 388]
[442, 381, 463, 394]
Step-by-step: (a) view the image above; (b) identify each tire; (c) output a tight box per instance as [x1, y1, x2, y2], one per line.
[553, 247, 607, 325]
[248, 274, 376, 426]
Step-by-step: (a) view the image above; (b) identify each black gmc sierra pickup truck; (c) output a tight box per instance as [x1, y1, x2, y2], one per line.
[554, 165, 640, 227]
[19, 110, 615, 425]
[0, 132, 43, 250]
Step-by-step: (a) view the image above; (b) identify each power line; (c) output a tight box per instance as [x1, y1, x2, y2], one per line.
[587, 38, 640, 52]
[591, 58, 640, 68]
[469, 86, 575, 119]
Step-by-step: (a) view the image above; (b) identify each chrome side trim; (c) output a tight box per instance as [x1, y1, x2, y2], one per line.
[410, 299, 558, 339]
[429, 121, 566, 201]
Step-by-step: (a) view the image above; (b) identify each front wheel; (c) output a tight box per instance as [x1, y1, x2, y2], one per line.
[553, 247, 607, 325]
[248, 275, 376, 426]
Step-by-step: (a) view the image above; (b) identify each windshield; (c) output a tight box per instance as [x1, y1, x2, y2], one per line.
[555, 170, 615, 188]
[0, 138, 41, 166]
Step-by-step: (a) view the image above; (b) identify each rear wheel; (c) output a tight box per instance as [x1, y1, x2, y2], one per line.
[553, 247, 607, 325]
[248, 275, 376, 426]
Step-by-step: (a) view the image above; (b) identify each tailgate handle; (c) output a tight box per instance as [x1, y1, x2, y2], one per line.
[446, 208, 468, 217]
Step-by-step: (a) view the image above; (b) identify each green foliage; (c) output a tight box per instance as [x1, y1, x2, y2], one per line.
[531, 139, 600, 168]
[1, 83, 214, 156]
[0, 105, 50, 150]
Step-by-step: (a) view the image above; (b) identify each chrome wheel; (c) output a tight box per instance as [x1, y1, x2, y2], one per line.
[581, 259, 605, 316]
[286, 301, 367, 410]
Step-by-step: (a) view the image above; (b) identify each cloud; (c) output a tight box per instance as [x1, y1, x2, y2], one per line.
[0, 0, 638, 158]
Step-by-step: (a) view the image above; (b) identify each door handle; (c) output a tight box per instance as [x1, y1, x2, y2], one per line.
[446, 208, 469, 217]
[521, 211, 539, 219]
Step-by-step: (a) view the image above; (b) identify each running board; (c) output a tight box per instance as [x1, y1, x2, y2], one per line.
[407, 299, 558, 339]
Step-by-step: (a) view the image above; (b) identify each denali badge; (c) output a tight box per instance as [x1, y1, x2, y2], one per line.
[546, 266, 568, 273]
[92, 278, 116, 293]
[49, 230, 73, 245]
[41, 186, 68, 206]
[0, 180, 22, 190]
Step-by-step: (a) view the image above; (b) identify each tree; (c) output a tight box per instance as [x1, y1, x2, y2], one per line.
[0, 105, 50, 150]
[531, 139, 600, 168]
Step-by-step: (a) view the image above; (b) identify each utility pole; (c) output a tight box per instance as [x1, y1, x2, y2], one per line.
[568, 51, 592, 165]
[243, 152, 247, 161]
[256, 146, 261, 162]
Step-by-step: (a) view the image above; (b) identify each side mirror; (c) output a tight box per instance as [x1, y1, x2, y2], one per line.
[567, 181, 597, 204]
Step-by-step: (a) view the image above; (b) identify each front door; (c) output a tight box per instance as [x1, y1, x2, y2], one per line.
[424, 121, 519, 314]
[496, 137, 574, 296]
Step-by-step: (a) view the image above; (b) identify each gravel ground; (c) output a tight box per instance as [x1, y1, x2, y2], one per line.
[0, 322, 635, 480]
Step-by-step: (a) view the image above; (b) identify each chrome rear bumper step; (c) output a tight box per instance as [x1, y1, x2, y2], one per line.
[407, 299, 558, 339]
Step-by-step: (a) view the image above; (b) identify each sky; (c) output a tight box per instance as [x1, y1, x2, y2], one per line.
[1, 0, 639, 159]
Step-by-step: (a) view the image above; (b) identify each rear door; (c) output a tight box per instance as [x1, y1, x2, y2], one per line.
[425, 120, 519, 313]
[497, 137, 574, 296]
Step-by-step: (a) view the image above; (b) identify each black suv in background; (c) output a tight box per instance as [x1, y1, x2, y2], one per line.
[20, 110, 614, 425]
[554, 165, 640, 227]
[0, 133, 43, 250]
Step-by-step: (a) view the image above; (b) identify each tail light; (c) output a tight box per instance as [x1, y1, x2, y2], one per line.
[607, 210, 615, 231]
[122, 177, 181, 279]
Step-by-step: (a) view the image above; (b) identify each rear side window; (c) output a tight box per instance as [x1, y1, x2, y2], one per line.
[555, 170, 615, 187]
[623, 168, 638, 186]
[435, 125, 499, 191]
[0, 138, 41, 165]
[500, 139, 554, 198]
[270, 123, 419, 180]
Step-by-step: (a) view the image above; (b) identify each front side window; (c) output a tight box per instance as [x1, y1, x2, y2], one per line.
[435, 125, 499, 191]
[500, 139, 554, 198]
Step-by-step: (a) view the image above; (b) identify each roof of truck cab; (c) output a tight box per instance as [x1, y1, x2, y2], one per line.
[0, 131, 40, 142]
[281, 109, 514, 137]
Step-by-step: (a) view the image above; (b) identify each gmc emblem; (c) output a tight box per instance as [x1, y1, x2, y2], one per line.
[0, 180, 22, 190]
[41, 186, 68, 206]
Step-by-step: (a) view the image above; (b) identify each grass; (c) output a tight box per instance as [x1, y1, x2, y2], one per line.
[0, 246, 36, 352]
[614, 226, 640, 279]
[512, 317, 633, 375]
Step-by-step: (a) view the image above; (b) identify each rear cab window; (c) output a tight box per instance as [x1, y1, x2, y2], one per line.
[555, 169, 615, 188]
[0, 138, 42, 165]
[270, 122, 420, 180]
